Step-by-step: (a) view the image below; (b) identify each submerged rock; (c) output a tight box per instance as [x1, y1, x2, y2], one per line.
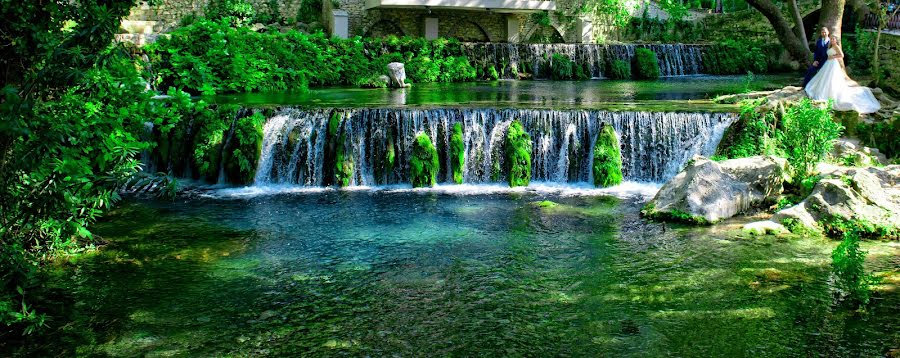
[742, 220, 788, 236]
[773, 166, 900, 237]
[644, 156, 789, 223]
[387, 62, 410, 88]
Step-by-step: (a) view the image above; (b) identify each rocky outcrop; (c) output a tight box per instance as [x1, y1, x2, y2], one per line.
[829, 138, 889, 167]
[644, 156, 790, 223]
[387, 62, 410, 88]
[743, 220, 788, 236]
[773, 166, 900, 235]
[715, 86, 899, 122]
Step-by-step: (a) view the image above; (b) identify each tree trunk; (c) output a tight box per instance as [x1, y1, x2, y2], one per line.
[745, 0, 812, 65]
[788, 0, 811, 57]
[818, 0, 846, 39]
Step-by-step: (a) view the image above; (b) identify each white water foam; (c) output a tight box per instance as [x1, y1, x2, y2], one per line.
[204, 181, 660, 200]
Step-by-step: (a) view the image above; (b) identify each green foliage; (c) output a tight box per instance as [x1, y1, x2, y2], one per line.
[702, 40, 768, 75]
[592, 125, 623, 187]
[831, 229, 878, 306]
[716, 99, 778, 159]
[505, 121, 532, 187]
[581, 0, 633, 28]
[823, 216, 899, 240]
[410, 133, 439, 188]
[224, 112, 265, 184]
[550, 54, 574, 80]
[626, 16, 703, 43]
[192, 105, 240, 181]
[0, 0, 175, 333]
[207, 0, 256, 27]
[856, 119, 900, 160]
[450, 123, 465, 184]
[741, 71, 755, 93]
[148, 22, 478, 94]
[296, 0, 323, 24]
[779, 99, 843, 181]
[633, 48, 660, 79]
[607, 60, 632, 79]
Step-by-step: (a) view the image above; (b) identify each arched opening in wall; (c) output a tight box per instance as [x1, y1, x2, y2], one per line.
[527, 24, 564, 43]
[445, 21, 491, 42]
[364, 20, 406, 38]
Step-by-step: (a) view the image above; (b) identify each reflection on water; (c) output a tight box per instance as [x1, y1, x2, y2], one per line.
[207, 75, 798, 109]
[7, 191, 898, 356]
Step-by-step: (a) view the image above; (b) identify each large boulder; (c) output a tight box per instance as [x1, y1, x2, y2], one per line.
[828, 138, 889, 167]
[773, 166, 900, 235]
[644, 156, 790, 223]
[387, 62, 410, 88]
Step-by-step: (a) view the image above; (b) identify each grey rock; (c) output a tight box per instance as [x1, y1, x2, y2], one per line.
[647, 156, 790, 223]
[387, 62, 410, 88]
[773, 166, 900, 231]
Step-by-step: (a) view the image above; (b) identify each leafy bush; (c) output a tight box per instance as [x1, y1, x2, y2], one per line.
[410, 133, 439, 188]
[505, 121, 532, 187]
[207, 0, 256, 27]
[223, 111, 265, 184]
[296, 0, 323, 23]
[779, 99, 843, 180]
[592, 125, 623, 187]
[633, 48, 660, 79]
[856, 119, 900, 160]
[702, 40, 768, 75]
[551, 53, 574, 80]
[608, 60, 632, 79]
[716, 99, 778, 159]
[831, 229, 878, 306]
[450, 123, 465, 184]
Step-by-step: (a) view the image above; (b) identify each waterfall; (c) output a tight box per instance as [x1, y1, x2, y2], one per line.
[253, 108, 735, 186]
[460, 43, 708, 79]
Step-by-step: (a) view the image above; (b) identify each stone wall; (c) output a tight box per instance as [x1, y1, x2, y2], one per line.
[124, 0, 308, 33]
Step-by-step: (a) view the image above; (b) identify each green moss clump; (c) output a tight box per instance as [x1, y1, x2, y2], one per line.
[329, 112, 353, 187]
[410, 133, 439, 188]
[550, 53, 574, 80]
[641, 203, 712, 225]
[634, 48, 660, 79]
[224, 111, 265, 184]
[534, 200, 558, 208]
[592, 125, 623, 188]
[608, 59, 631, 79]
[450, 123, 465, 184]
[505, 120, 532, 187]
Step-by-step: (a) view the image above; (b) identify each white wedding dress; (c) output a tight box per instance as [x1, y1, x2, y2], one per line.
[805, 48, 881, 114]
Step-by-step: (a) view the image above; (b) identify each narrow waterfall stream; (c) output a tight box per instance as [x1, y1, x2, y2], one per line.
[253, 108, 735, 187]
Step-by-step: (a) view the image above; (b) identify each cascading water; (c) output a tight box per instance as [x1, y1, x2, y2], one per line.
[253, 108, 735, 186]
[460, 43, 707, 79]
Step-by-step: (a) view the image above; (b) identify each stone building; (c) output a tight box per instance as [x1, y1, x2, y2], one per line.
[119, 0, 608, 43]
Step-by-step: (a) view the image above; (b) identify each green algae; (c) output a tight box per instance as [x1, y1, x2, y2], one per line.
[505, 120, 531, 187]
[592, 124, 623, 188]
[450, 123, 465, 184]
[410, 133, 439, 188]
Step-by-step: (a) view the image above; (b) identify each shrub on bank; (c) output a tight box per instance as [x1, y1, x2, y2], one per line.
[633, 48, 660, 79]
[550, 53, 574, 80]
[148, 19, 478, 95]
[607, 60, 632, 79]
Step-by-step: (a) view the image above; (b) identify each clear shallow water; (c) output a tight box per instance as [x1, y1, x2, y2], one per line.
[7, 191, 900, 357]
[207, 75, 798, 110]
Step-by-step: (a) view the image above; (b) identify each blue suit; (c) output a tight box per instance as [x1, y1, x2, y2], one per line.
[802, 38, 830, 87]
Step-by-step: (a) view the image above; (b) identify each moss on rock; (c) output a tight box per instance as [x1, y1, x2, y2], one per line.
[634, 48, 660, 80]
[224, 111, 265, 184]
[410, 133, 439, 188]
[592, 125, 623, 187]
[450, 123, 465, 184]
[505, 120, 532, 187]
[328, 112, 353, 187]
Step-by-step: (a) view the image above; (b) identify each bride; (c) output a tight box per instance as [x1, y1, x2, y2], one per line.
[804, 35, 881, 114]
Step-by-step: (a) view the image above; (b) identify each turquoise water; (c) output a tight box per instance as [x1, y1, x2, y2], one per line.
[7, 189, 899, 356]
[207, 75, 798, 110]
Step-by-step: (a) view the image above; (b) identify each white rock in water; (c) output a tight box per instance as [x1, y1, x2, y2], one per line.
[387, 62, 409, 88]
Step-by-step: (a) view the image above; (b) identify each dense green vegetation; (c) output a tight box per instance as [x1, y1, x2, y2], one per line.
[831, 229, 878, 305]
[607, 60, 632, 79]
[410, 133, 439, 188]
[329, 113, 354, 187]
[148, 20, 479, 95]
[702, 40, 770, 75]
[450, 123, 465, 184]
[505, 121, 533, 187]
[592, 125, 623, 187]
[634, 48, 661, 79]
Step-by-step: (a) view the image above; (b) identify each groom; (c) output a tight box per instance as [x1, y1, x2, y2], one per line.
[802, 27, 831, 87]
